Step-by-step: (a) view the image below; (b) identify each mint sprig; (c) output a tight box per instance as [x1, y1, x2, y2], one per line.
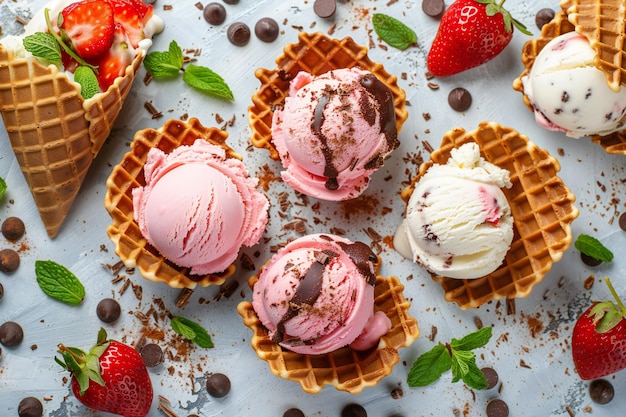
[408, 326, 493, 390]
[35, 260, 86, 305]
[575, 234, 614, 263]
[0, 177, 6, 200]
[372, 14, 417, 50]
[74, 66, 99, 99]
[171, 316, 214, 348]
[23, 32, 62, 68]
[144, 40, 234, 100]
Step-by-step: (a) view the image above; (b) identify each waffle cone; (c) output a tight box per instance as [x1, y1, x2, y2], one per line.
[512, 5, 626, 155]
[237, 267, 419, 394]
[104, 118, 241, 289]
[400, 122, 579, 309]
[249, 31, 408, 160]
[0, 46, 143, 237]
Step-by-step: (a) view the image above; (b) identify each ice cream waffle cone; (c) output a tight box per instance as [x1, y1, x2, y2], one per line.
[104, 118, 241, 289]
[400, 122, 579, 309]
[237, 270, 419, 394]
[0, 46, 144, 237]
[249, 31, 408, 160]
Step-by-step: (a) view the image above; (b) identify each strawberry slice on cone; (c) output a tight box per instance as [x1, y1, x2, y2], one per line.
[60, 0, 116, 60]
[56, 328, 153, 417]
[572, 278, 626, 380]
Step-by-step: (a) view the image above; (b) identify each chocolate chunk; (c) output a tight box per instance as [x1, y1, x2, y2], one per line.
[535, 8, 555, 30]
[0, 282, 3, 300]
[619, 212, 626, 232]
[18, 397, 43, 417]
[203, 3, 226, 25]
[481, 367, 499, 389]
[227, 22, 251, 46]
[422, 0, 445, 18]
[589, 379, 614, 404]
[581, 252, 602, 267]
[448, 87, 472, 112]
[486, 399, 509, 417]
[96, 298, 121, 323]
[341, 404, 367, 417]
[206, 372, 231, 397]
[223, 0, 239, 3]
[140, 343, 164, 368]
[283, 408, 305, 417]
[0, 248, 20, 273]
[255, 17, 279, 42]
[0, 321, 24, 347]
[313, 0, 336, 19]
[2, 217, 25, 241]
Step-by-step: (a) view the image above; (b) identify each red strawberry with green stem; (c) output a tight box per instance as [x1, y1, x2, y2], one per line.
[572, 277, 626, 380]
[60, 0, 116, 60]
[56, 328, 153, 417]
[426, 0, 531, 77]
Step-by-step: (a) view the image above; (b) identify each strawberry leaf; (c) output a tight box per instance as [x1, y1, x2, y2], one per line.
[372, 13, 417, 50]
[597, 309, 624, 333]
[407, 344, 452, 387]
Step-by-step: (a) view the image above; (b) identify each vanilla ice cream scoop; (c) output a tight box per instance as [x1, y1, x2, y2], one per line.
[394, 143, 514, 279]
[522, 32, 626, 138]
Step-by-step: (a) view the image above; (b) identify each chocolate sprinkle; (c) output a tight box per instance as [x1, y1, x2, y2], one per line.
[589, 379, 614, 404]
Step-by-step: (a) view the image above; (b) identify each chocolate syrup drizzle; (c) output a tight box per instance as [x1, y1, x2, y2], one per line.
[272, 237, 378, 346]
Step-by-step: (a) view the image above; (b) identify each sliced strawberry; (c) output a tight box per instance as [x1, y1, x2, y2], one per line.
[61, 50, 79, 73]
[60, 0, 115, 60]
[106, 0, 146, 48]
[124, 0, 154, 22]
[95, 23, 133, 91]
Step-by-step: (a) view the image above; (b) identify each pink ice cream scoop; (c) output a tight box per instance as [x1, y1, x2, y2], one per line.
[132, 139, 269, 275]
[271, 68, 399, 200]
[252, 234, 391, 355]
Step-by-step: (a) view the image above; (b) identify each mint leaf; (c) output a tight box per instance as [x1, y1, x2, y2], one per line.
[0, 177, 6, 200]
[23, 32, 62, 68]
[144, 40, 184, 77]
[74, 66, 99, 99]
[407, 344, 452, 387]
[372, 13, 417, 50]
[35, 260, 86, 305]
[171, 316, 214, 348]
[459, 360, 488, 390]
[575, 234, 614, 263]
[450, 326, 492, 351]
[183, 64, 234, 100]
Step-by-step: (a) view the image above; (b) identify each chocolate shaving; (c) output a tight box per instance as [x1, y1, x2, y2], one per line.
[15, 15, 28, 25]
[144, 101, 163, 119]
[506, 298, 516, 315]
[176, 288, 194, 308]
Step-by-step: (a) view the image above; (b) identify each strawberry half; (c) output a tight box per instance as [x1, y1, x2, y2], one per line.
[426, 0, 531, 77]
[60, 0, 115, 60]
[56, 328, 153, 417]
[106, 0, 146, 48]
[572, 278, 626, 380]
[95, 23, 134, 91]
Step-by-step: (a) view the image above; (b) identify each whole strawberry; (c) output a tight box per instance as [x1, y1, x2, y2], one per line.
[426, 0, 531, 77]
[572, 278, 626, 380]
[56, 328, 153, 417]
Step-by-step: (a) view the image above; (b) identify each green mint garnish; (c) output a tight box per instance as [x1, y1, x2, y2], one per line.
[74, 66, 99, 99]
[144, 40, 234, 100]
[0, 177, 6, 200]
[575, 234, 614, 263]
[171, 316, 214, 348]
[23, 32, 62, 68]
[35, 260, 86, 305]
[372, 13, 417, 50]
[408, 326, 493, 390]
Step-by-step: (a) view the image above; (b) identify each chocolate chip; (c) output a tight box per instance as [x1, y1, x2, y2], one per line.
[223, 0, 239, 3]
[313, 0, 336, 19]
[2, 217, 25, 241]
[581, 252, 602, 267]
[0, 321, 24, 347]
[283, 408, 305, 417]
[448, 87, 472, 112]
[0, 282, 3, 300]
[96, 298, 121, 323]
[486, 399, 509, 417]
[481, 367, 499, 389]
[341, 404, 367, 417]
[18, 397, 43, 417]
[589, 379, 614, 404]
[227, 22, 251, 46]
[619, 212, 626, 232]
[535, 8, 555, 30]
[255, 17, 279, 42]
[206, 372, 231, 397]
[422, 0, 445, 18]
[140, 343, 164, 367]
[0, 248, 20, 273]
[203, 2, 226, 25]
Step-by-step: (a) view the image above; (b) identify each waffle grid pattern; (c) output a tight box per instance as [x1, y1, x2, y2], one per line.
[237, 274, 419, 394]
[248, 32, 408, 160]
[401, 122, 579, 309]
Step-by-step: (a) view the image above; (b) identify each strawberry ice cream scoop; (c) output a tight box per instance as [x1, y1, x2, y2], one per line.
[271, 68, 399, 200]
[132, 139, 269, 276]
[252, 234, 391, 355]
[394, 143, 514, 279]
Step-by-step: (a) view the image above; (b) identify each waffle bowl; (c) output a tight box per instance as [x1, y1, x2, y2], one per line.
[513, 4, 626, 155]
[237, 269, 419, 394]
[400, 122, 579, 309]
[104, 118, 241, 289]
[248, 31, 408, 160]
[0, 46, 144, 238]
